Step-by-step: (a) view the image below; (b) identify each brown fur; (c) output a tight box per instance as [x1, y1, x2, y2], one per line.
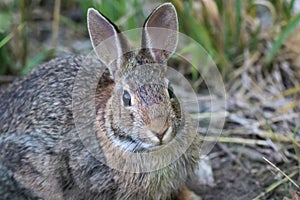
[0, 3, 202, 200]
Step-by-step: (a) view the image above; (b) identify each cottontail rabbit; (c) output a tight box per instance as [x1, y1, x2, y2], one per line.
[0, 3, 202, 200]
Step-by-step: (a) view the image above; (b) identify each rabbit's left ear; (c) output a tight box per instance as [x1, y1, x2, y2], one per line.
[87, 8, 129, 77]
[141, 3, 178, 63]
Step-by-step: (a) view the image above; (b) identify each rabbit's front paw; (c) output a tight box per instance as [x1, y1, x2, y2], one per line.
[175, 186, 201, 200]
[188, 192, 202, 200]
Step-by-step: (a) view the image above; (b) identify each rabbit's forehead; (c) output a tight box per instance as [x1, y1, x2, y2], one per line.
[122, 64, 167, 90]
[135, 84, 167, 106]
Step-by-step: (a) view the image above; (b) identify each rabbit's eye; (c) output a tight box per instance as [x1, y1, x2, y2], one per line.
[167, 85, 175, 99]
[123, 90, 132, 106]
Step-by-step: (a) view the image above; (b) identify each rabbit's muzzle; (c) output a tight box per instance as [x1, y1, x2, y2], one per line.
[146, 116, 173, 145]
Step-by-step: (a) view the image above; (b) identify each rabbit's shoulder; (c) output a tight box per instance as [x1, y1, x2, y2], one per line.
[0, 55, 108, 134]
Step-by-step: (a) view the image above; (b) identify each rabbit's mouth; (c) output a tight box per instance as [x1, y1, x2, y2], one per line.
[107, 127, 174, 152]
[134, 126, 175, 151]
[146, 126, 174, 146]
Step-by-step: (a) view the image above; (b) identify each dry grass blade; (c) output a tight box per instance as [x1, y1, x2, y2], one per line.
[252, 171, 298, 200]
[280, 87, 300, 97]
[233, 51, 260, 78]
[263, 157, 299, 188]
[51, 0, 61, 49]
[279, 100, 300, 112]
[199, 135, 270, 146]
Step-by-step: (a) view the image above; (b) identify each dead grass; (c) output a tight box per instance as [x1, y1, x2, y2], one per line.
[0, 0, 299, 198]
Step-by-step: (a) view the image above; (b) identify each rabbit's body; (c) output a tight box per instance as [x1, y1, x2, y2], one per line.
[0, 3, 202, 200]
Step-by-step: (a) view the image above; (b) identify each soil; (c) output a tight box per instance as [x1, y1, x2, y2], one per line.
[196, 145, 264, 200]
[1, 3, 299, 200]
[193, 143, 299, 200]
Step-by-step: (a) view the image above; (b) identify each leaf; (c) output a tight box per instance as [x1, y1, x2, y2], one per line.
[266, 13, 300, 64]
[0, 23, 25, 49]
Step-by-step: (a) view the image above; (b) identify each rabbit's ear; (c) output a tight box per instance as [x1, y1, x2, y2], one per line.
[141, 3, 178, 63]
[88, 8, 128, 76]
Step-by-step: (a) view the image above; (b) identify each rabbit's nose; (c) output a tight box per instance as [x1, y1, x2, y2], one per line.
[148, 118, 171, 142]
[150, 124, 169, 140]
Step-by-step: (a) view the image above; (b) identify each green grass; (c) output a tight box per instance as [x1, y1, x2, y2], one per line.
[0, 1, 299, 198]
[266, 12, 300, 64]
[76, 0, 146, 29]
[0, 0, 298, 76]
[172, 0, 299, 78]
[0, 0, 147, 75]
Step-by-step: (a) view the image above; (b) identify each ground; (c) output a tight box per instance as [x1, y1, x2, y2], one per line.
[1, 1, 299, 199]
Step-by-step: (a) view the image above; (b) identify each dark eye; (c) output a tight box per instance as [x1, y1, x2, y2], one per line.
[167, 84, 175, 99]
[123, 90, 131, 106]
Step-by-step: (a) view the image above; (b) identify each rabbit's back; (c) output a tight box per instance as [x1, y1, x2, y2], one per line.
[0, 56, 84, 134]
[0, 55, 201, 200]
[0, 3, 203, 199]
[0, 55, 118, 199]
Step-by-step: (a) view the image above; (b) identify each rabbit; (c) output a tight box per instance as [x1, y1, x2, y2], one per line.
[0, 2, 202, 200]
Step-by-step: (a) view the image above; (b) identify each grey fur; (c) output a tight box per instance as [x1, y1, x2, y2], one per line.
[0, 3, 201, 200]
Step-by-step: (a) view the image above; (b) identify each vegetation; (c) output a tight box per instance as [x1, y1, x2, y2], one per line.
[0, 0, 299, 199]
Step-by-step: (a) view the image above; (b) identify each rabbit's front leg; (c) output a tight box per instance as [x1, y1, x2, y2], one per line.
[175, 185, 201, 200]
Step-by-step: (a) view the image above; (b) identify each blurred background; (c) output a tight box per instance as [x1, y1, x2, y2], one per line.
[0, 0, 300, 199]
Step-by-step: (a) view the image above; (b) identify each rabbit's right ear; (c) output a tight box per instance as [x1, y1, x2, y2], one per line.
[88, 8, 128, 77]
[141, 3, 178, 63]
